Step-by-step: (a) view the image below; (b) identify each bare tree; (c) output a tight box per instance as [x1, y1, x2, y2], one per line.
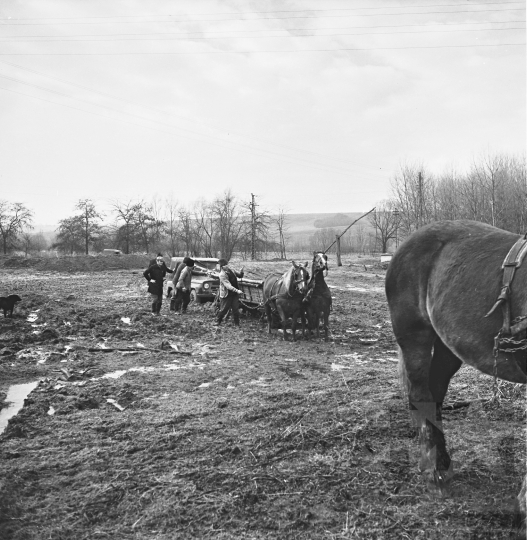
[75, 199, 103, 255]
[178, 207, 197, 255]
[391, 163, 433, 235]
[193, 199, 215, 257]
[149, 195, 166, 252]
[0, 201, 33, 254]
[310, 227, 337, 253]
[273, 207, 290, 259]
[20, 231, 33, 256]
[112, 200, 141, 254]
[241, 194, 270, 260]
[164, 196, 180, 256]
[133, 201, 156, 253]
[53, 216, 84, 254]
[211, 190, 244, 260]
[368, 199, 401, 253]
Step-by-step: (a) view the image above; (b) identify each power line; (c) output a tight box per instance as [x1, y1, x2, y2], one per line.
[1, 26, 524, 42]
[0, 77, 388, 179]
[1, 8, 525, 25]
[0, 2, 523, 20]
[2, 19, 524, 38]
[0, 59, 385, 172]
[0, 43, 523, 55]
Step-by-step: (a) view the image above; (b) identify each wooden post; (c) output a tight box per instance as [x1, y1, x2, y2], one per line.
[336, 234, 342, 266]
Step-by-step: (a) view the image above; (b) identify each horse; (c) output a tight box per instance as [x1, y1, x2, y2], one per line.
[263, 261, 310, 341]
[385, 220, 526, 534]
[304, 252, 332, 341]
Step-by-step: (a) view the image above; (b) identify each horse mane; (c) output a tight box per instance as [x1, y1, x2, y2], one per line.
[282, 265, 296, 296]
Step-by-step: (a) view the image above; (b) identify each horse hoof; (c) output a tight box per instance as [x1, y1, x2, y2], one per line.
[422, 468, 453, 496]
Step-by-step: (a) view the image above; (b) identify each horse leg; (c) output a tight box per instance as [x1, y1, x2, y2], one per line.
[291, 316, 297, 342]
[301, 310, 308, 340]
[398, 326, 446, 486]
[291, 308, 302, 342]
[276, 305, 288, 341]
[323, 309, 329, 342]
[315, 311, 320, 339]
[265, 303, 273, 335]
[422, 337, 462, 484]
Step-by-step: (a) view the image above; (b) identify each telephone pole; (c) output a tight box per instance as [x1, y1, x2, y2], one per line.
[250, 193, 257, 261]
[418, 171, 423, 229]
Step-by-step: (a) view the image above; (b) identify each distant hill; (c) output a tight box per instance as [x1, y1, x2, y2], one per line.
[281, 212, 372, 238]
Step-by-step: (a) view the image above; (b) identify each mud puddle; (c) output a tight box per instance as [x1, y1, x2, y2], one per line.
[0, 380, 39, 433]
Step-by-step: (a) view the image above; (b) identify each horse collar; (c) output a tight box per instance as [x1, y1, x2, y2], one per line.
[486, 233, 527, 336]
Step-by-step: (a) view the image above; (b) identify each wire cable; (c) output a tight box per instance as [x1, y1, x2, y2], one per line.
[0, 2, 523, 20]
[0, 76, 388, 179]
[0, 58, 383, 171]
[1, 26, 524, 42]
[0, 43, 523, 55]
[3, 19, 524, 38]
[1, 8, 525, 25]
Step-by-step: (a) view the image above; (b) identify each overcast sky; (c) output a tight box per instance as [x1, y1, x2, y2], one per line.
[0, 0, 524, 227]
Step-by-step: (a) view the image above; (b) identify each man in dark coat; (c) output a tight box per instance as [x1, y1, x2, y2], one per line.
[143, 253, 171, 315]
[214, 258, 244, 326]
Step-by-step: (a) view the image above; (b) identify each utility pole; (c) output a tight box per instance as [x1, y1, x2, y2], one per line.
[418, 171, 423, 229]
[335, 234, 342, 266]
[250, 193, 257, 261]
[393, 208, 400, 250]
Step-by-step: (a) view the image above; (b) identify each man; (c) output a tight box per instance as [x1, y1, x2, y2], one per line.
[214, 258, 244, 326]
[174, 257, 195, 314]
[168, 256, 191, 306]
[143, 253, 171, 315]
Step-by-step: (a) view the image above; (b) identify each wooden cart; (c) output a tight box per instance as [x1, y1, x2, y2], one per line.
[212, 277, 266, 318]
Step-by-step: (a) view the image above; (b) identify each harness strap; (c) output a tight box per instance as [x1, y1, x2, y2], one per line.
[485, 233, 527, 334]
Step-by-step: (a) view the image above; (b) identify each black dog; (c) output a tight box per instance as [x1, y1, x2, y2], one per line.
[0, 295, 22, 318]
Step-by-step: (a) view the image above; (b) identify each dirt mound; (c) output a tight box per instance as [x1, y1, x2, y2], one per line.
[0, 255, 151, 273]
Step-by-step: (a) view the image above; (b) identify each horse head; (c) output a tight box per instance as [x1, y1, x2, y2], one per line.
[290, 261, 310, 296]
[312, 251, 329, 277]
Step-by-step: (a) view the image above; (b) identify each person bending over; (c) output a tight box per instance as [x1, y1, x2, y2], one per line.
[174, 257, 195, 314]
[214, 258, 244, 326]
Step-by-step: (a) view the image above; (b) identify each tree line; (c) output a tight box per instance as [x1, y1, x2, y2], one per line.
[369, 152, 526, 252]
[2, 152, 524, 258]
[0, 191, 293, 260]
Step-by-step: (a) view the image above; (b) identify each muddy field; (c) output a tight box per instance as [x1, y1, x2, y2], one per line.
[0, 256, 525, 539]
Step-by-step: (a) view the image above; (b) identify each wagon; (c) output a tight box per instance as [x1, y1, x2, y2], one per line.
[211, 277, 266, 318]
[238, 278, 265, 315]
[239, 277, 287, 329]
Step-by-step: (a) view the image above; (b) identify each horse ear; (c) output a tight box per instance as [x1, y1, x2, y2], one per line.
[291, 260, 297, 267]
[304, 261, 308, 267]
[313, 251, 317, 256]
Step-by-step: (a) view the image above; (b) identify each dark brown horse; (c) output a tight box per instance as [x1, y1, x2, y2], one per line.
[304, 252, 332, 341]
[263, 262, 309, 341]
[386, 220, 526, 534]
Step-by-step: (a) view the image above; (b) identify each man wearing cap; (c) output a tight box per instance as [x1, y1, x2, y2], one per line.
[173, 257, 195, 314]
[143, 253, 171, 315]
[214, 258, 244, 326]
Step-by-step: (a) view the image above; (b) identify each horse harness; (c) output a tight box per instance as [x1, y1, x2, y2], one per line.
[265, 268, 307, 305]
[485, 233, 527, 393]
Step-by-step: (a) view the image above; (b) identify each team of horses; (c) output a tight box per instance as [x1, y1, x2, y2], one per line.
[262, 251, 332, 341]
